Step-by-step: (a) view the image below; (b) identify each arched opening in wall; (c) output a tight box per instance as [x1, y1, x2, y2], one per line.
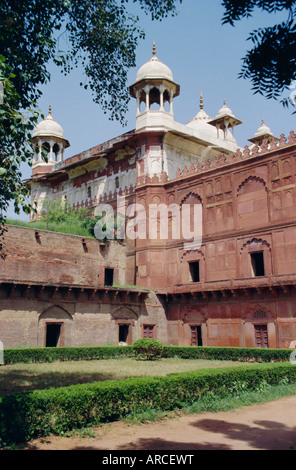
[53, 143, 60, 161]
[244, 305, 274, 348]
[87, 186, 92, 199]
[139, 90, 146, 113]
[163, 89, 170, 112]
[112, 307, 139, 346]
[33, 144, 39, 163]
[41, 142, 50, 161]
[240, 238, 271, 278]
[39, 305, 73, 347]
[181, 249, 205, 284]
[149, 87, 160, 110]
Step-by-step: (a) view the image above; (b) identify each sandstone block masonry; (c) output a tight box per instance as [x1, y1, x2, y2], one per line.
[1, 225, 127, 287]
[0, 226, 168, 348]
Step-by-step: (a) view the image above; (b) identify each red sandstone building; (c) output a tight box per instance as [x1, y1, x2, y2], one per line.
[1, 46, 296, 349]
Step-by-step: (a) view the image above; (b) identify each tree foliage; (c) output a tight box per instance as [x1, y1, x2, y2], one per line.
[0, 56, 39, 255]
[221, 0, 296, 106]
[1, 0, 182, 123]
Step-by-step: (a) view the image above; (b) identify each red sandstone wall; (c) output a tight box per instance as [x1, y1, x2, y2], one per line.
[133, 141, 296, 290]
[166, 294, 296, 349]
[0, 225, 127, 287]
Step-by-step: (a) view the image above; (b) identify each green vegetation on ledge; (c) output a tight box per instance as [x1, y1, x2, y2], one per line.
[6, 199, 97, 238]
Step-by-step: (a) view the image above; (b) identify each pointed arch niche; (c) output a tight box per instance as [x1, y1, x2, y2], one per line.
[243, 305, 277, 348]
[180, 192, 203, 238]
[112, 306, 140, 346]
[180, 249, 205, 284]
[38, 305, 73, 347]
[236, 176, 268, 229]
[239, 237, 272, 279]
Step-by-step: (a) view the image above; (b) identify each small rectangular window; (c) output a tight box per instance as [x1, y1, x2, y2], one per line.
[104, 268, 114, 286]
[143, 325, 155, 338]
[250, 252, 265, 277]
[189, 261, 200, 282]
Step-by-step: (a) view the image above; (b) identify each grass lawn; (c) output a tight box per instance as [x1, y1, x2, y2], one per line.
[0, 357, 256, 396]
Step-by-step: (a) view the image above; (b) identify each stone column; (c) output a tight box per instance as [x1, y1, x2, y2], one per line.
[49, 140, 53, 162]
[144, 85, 150, 111]
[169, 89, 174, 115]
[136, 90, 140, 115]
[38, 140, 42, 161]
[159, 85, 165, 111]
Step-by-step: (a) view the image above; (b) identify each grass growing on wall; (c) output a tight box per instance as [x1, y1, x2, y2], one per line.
[6, 219, 95, 238]
[6, 199, 98, 238]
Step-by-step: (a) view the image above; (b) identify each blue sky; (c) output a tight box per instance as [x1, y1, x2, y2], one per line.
[7, 0, 296, 219]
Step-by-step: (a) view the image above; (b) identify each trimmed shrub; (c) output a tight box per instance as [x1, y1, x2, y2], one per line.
[1, 362, 296, 445]
[132, 338, 164, 360]
[162, 346, 293, 363]
[1, 345, 294, 366]
[2, 346, 134, 365]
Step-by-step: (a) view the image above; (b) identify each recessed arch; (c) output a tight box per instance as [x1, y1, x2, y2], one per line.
[237, 175, 267, 196]
[236, 176, 268, 228]
[181, 248, 205, 261]
[112, 306, 139, 321]
[149, 87, 161, 109]
[39, 304, 73, 321]
[240, 237, 271, 255]
[180, 192, 202, 206]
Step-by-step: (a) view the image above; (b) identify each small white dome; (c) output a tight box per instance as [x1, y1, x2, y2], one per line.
[254, 118, 273, 138]
[187, 95, 236, 143]
[215, 101, 235, 119]
[32, 106, 66, 140]
[135, 43, 174, 83]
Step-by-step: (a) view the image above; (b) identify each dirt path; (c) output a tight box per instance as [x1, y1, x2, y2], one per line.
[23, 395, 296, 451]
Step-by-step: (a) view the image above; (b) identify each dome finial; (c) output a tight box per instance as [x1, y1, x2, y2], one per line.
[48, 104, 52, 116]
[152, 41, 156, 57]
[200, 92, 204, 110]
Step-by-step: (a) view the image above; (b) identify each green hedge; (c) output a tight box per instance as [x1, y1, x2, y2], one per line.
[162, 346, 293, 362]
[2, 345, 293, 365]
[2, 346, 134, 365]
[1, 362, 296, 445]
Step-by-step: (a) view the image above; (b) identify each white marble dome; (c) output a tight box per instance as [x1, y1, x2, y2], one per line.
[254, 118, 273, 138]
[187, 96, 236, 143]
[135, 44, 174, 83]
[32, 106, 66, 141]
[214, 101, 235, 119]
